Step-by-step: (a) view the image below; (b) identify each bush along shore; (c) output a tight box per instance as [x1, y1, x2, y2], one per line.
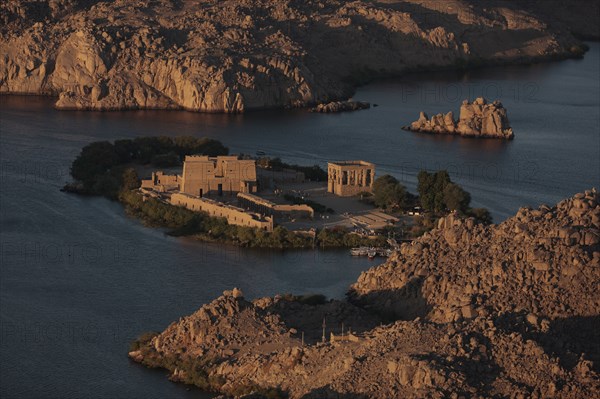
[63, 136, 386, 249]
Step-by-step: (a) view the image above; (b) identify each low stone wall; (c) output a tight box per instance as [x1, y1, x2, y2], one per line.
[170, 192, 273, 232]
[237, 192, 314, 219]
[330, 332, 361, 343]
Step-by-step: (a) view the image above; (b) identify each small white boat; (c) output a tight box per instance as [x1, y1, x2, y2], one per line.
[367, 249, 377, 259]
[350, 247, 369, 256]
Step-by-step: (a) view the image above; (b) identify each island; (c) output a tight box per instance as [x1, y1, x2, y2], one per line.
[129, 189, 600, 398]
[309, 101, 370, 113]
[64, 136, 491, 250]
[403, 98, 514, 139]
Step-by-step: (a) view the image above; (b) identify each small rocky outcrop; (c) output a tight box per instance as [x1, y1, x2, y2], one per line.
[309, 100, 370, 113]
[404, 98, 514, 139]
[0, 1, 589, 112]
[131, 190, 600, 398]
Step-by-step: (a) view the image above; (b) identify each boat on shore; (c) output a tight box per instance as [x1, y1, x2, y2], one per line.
[350, 247, 369, 256]
[367, 249, 377, 259]
[350, 247, 393, 258]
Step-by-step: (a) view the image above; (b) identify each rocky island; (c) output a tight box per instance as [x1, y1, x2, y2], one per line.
[130, 189, 600, 398]
[309, 100, 370, 113]
[404, 98, 514, 139]
[1, 0, 596, 112]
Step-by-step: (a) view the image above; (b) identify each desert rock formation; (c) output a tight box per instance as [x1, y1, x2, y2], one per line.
[130, 189, 600, 398]
[0, 0, 592, 112]
[404, 97, 514, 139]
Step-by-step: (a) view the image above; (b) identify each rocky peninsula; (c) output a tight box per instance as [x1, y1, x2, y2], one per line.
[404, 98, 514, 139]
[130, 189, 600, 398]
[1, 0, 595, 112]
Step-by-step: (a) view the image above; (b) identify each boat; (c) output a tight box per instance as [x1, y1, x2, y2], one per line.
[367, 249, 377, 259]
[350, 246, 369, 256]
[377, 248, 393, 257]
[256, 150, 266, 156]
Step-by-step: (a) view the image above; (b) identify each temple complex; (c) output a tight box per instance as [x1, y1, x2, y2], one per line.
[140, 156, 382, 233]
[180, 155, 258, 197]
[327, 161, 375, 197]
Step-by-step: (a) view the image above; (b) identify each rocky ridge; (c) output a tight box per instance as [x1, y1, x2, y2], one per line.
[0, 0, 593, 112]
[130, 189, 600, 398]
[404, 97, 514, 139]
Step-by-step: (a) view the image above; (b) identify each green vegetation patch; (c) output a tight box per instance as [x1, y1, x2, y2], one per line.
[283, 194, 334, 214]
[257, 157, 327, 181]
[69, 136, 228, 198]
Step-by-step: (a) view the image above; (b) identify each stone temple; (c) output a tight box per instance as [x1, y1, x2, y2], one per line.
[180, 155, 258, 197]
[327, 161, 375, 197]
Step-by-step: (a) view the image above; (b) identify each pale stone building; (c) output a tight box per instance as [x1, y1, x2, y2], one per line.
[180, 155, 258, 197]
[171, 192, 273, 231]
[140, 171, 180, 192]
[327, 161, 375, 197]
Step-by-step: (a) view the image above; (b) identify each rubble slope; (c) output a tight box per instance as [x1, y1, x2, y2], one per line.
[131, 189, 600, 398]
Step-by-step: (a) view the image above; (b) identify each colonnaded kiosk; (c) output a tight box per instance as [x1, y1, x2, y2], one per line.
[327, 160, 375, 197]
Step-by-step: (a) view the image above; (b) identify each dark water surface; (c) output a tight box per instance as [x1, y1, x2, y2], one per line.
[1, 43, 598, 398]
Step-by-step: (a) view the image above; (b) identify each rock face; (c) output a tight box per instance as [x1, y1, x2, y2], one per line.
[350, 189, 600, 322]
[405, 98, 514, 139]
[0, 0, 591, 112]
[309, 100, 370, 113]
[131, 189, 600, 398]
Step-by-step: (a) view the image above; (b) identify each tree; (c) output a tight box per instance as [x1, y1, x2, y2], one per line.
[173, 136, 229, 157]
[417, 170, 435, 211]
[417, 170, 452, 212]
[373, 175, 408, 210]
[443, 183, 471, 213]
[70, 141, 119, 185]
[432, 170, 451, 211]
[113, 139, 136, 163]
[468, 208, 493, 225]
[121, 168, 141, 191]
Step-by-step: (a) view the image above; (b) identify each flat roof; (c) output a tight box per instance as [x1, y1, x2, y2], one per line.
[328, 160, 375, 167]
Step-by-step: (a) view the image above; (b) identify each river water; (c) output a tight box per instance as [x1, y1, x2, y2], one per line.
[1, 43, 598, 398]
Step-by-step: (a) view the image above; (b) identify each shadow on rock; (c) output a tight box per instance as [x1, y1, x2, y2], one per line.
[262, 296, 383, 344]
[495, 312, 600, 372]
[348, 277, 433, 322]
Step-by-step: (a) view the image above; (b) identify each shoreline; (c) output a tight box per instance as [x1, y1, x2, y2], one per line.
[62, 186, 392, 251]
[1, 44, 592, 114]
[128, 189, 600, 398]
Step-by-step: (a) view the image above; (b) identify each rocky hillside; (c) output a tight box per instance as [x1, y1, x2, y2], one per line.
[130, 189, 600, 398]
[404, 97, 514, 139]
[0, 0, 593, 112]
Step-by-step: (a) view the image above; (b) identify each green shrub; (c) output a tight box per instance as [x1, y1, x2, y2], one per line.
[283, 194, 333, 213]
[129, 331, 159, 352]
[69, 136, 228, 195]
[372, 175, 408, 210]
